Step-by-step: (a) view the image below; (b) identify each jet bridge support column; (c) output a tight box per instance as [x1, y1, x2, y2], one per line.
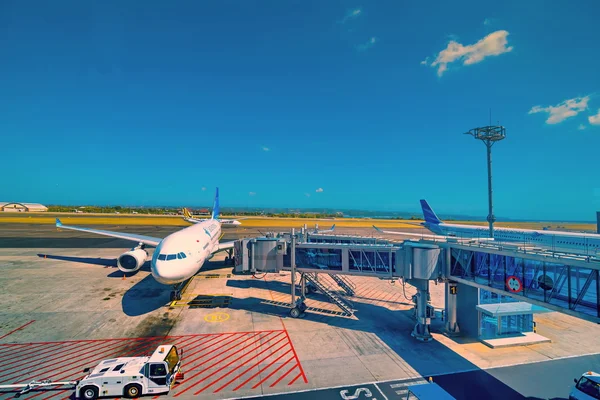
[407, 278, 433, 342]
[444, 282, 460, 336]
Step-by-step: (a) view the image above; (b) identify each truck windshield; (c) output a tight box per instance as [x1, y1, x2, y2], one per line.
[576, 377, 600, 399]
[164, 346, 179, 374]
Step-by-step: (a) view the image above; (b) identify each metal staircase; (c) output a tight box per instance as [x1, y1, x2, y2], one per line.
[305, 273, 354, 316]
[330, 274, 356, 296]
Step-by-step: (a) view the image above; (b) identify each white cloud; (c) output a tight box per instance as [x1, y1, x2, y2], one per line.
[340, 8, 362, 23]
[483, 18, 492, 26]
[578, 124, 586, 130]
[357, 37, 377, 52]
[424, 30, 513, 76]
[304, 193, 311, 197]
[261, 146, 270, 152]
[249, 192, 256, 196]
[589, 109, 600, 125]
[315, 188, 324, 193]
[201, 187, 206, 191]
[528, 96, 590, 124]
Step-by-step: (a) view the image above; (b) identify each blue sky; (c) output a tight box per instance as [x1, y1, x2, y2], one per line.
[1, 0, 599, 220]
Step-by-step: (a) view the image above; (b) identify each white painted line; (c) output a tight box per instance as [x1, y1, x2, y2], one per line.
[373, 383, 389, 400]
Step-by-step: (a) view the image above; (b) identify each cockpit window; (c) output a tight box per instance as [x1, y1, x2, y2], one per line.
[176, 253, 182, 259]
[166, 254, 177, 261]
[158, 254, 167, 261]
[181, 252, 187, 259]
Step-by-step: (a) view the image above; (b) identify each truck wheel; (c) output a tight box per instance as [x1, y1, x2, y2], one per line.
[81, 386, 98, 400]
[124, 384, 142, 398]
[290, 307, 301, 318]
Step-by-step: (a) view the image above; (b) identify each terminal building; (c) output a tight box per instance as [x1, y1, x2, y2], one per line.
[0, 202, 48, 212]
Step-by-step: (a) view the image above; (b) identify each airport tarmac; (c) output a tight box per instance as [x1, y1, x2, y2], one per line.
[1, 224, 600, 399]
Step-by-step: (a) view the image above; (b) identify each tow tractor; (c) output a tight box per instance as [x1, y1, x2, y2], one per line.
[0, 345, 184, 399]
[76, 344, 184, 399]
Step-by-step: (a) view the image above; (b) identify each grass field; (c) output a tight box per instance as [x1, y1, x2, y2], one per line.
[0, 212, 595, 231]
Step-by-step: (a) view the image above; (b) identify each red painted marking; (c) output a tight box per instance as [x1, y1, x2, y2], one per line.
[180, 333, 228, 355]
[0, 320, 35, 341]
[232, 349, 293, 392]
[186, 332, 277, 375]
[282, 326, 307, 384]
[0, 338, 121, 382]
[288, 372, 303, 385]
[178, 333, 248, 368]
[269, 364, 298, 388]
[176, 332, 281, 395]
[0, 341, 66, 364]
[180, 333, 239, 360]
[209, 340, 290, 394]
[251, 356, 294, 389]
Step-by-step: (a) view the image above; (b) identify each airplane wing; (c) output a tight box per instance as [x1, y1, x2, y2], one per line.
[214, 241, 235, 252]
[55, 218, 161, 247]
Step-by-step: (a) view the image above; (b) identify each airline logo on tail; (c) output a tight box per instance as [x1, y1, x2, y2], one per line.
[420, 199, 442, 225]
[183, 208, 193, 219]
[212, 188, 220, 220]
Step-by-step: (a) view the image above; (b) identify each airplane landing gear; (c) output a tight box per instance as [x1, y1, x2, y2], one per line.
[224, 250, 234, 266]
[170, 283, 183, 301]
[170, 290, 182, 302]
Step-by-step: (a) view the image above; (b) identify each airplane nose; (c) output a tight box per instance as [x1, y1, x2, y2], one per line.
[152, 260, 187, 285]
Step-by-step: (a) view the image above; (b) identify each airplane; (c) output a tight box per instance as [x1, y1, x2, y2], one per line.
[55, 188, 235, 300]
[309, 223, 336, 234]
[375, 199, 600, 254]
[182, 207, 242, 227]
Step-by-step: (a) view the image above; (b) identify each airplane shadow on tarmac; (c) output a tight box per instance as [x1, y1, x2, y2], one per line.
[225, 277, 567, 400]
[36, 253, 169, 317]
[121, 274, 171, 317]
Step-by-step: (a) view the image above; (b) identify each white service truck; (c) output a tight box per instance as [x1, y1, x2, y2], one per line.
[76, 345, 183, 400]
[570, 371, 600, 400]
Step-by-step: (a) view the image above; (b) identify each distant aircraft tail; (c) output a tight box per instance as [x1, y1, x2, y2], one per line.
[211, 188, 220, 220]
[420, 199, 442, 225]
[182, 208, 193, 219]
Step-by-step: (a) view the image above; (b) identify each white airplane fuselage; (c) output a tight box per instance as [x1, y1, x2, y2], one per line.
[151, 219, 222, 284]
[425, 222, 600, 254]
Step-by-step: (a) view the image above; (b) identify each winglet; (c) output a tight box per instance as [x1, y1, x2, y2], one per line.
[372, 225, 383, 233]
[55, 218, 63, 227]
[330, 224, 336, 232]
[211, 187, 220, 220]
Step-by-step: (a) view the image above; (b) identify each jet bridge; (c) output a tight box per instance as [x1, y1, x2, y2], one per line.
[235, 232, 444, 341]
[234, 231, 600, 343]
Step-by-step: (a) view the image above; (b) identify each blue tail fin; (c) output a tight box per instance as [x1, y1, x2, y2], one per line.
[420, 199, 442, 225]
[211, 188, 220, 220]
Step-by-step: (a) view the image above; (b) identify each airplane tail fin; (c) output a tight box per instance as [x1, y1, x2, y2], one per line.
[211, 188, 220, 220]
[182, 208, 192, 219]
[420, 199, 442, 225]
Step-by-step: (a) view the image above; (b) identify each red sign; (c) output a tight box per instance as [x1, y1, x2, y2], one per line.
[506, 275, 523, 293]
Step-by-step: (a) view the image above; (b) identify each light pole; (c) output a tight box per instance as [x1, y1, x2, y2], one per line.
[464, 126, 506, 238]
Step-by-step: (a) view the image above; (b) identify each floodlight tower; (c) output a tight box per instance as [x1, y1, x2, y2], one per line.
[464, 125, 506, 238]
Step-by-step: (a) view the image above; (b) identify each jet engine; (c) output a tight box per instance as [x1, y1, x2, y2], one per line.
[117, 248, 148, 273]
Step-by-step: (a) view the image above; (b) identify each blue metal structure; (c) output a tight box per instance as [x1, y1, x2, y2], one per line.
[446, 242, 600, 322]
